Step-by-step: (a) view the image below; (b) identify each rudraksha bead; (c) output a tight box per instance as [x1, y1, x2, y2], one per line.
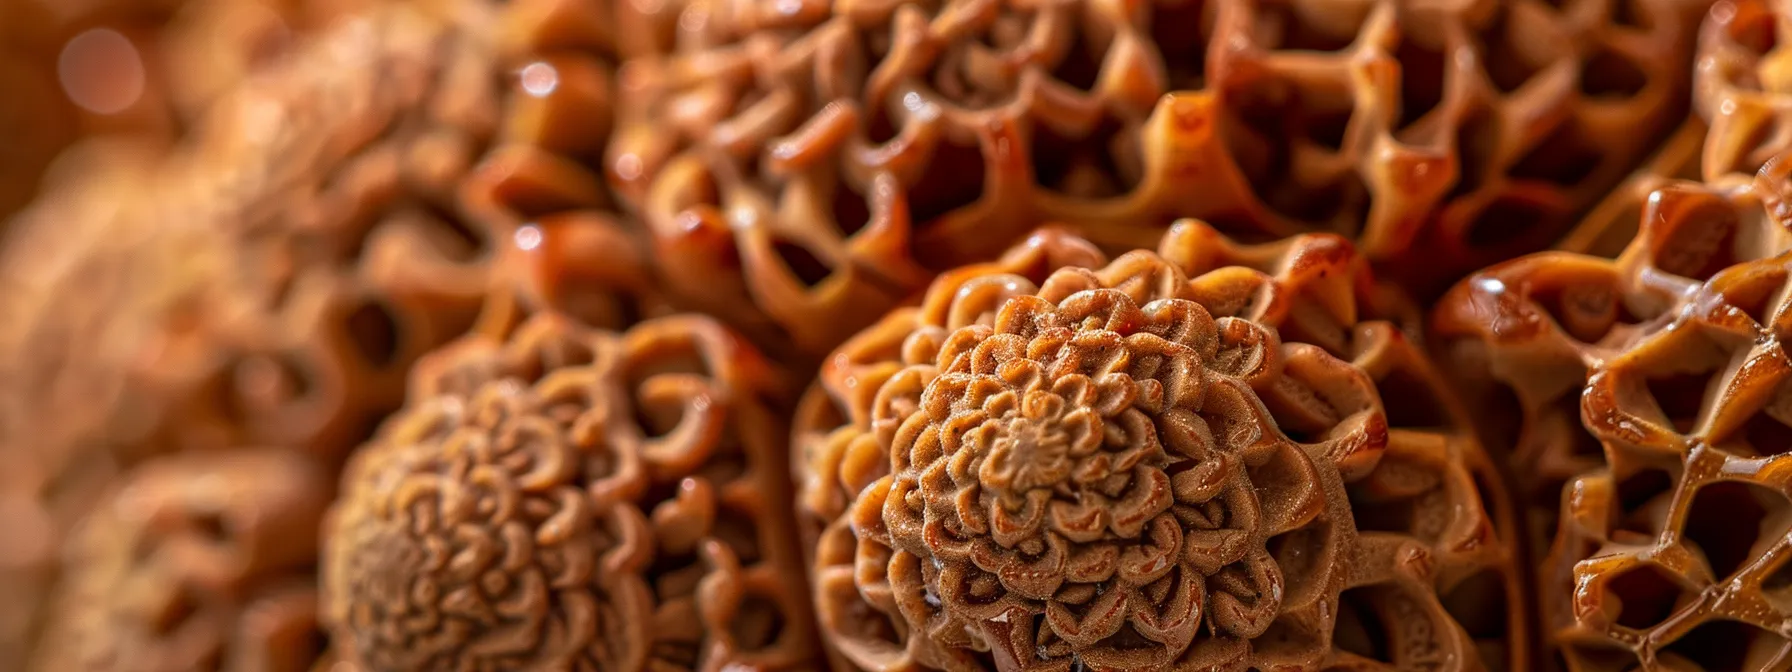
[0, 4, 511, 662]
[321, 313, 820, 671]
[796, 221, 1526, 671]
[26, 448, 332, 672]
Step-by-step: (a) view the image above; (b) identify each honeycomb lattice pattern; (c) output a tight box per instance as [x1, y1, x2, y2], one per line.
[1433, 156, 1792, 670]
[1555, 239, 1792, 669]
[459, 0, 671, 336]
[794, 221, 1525, 671]
[322, 313, 819, 671]
[601, 0, 1709, 358]
[1696, 0, 1792, 181]
[27, 448, 332, 672]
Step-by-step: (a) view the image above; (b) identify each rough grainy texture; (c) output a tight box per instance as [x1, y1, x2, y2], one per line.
[321, 312, 820, 671]
[26, 448, 331, 672]
[0, 4, 502, 663]
[794, 221, 1525, 671]
[1432, 156, 1792, 670]
[601, 0, 1710, 359]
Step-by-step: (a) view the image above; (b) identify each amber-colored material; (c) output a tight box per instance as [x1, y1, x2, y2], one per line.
[602, 0, 1708, 357]
[1432, 157, 1792, 670]
[1696, 0, 1792, 180]
[26, 448, 331, 672]
[321, 313, 820, 671]
[794, 221, 1525, 671]
[459, 0, 673, 335]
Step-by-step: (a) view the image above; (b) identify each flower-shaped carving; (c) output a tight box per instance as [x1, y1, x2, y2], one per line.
[970, 375, 1111, 500]
[322, 313, 819, 672]
[797, 222, 1528, 672]
[871, 287, 1309, 668]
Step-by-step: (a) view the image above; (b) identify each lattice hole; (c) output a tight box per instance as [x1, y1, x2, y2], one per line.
[732, 592, 789, 651]
[772, 238, 834, 289]
[1644, 369, 1720, 433]
[1376, 368, 1448, 429]
[1662, 618, 1792, 672]
[346, 300, 402, 369]
[1683, 480, 1792, 580]
[1581, 47, 1649, 98]
[1479, 7, 1550, 93]
[1259, 0, 1367, 52]
[1395, 37, 1447, 132]
[1448, 108, 1500, 199]
[1607, 563, 1689, 629]
[1332, 587, 1393, 663]
[1463, 196, 1560, 251]
[1741, 402, 1792, 458]
[1552, 393, 1607, 460]
[1511, 122, 1603, 188]
[1612, 466, 1675, 538]
[1441, 569, 1509, 641]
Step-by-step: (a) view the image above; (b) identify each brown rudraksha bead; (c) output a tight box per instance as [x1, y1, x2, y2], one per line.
[600, 0, 1709, 358]
[795, 221, 1527, 671]
[0, 1, 506, 483]
[321, 312, 821, 671]
[0, 3, 513, 663]
[1433, 156, 1792, 670]
[26, 448, 332, 672]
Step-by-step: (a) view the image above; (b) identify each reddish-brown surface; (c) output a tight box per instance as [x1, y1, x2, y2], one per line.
[322, 313, 820, 671]
[0, 0, 391, 220]
[15, 0, 1792, 670]
[0, 3, 500, 664]
[1434, 152, 1792, 669]
[795, 222, 1525, 671]
[28, 448, 332, 672]
[599, 0, 1712, 362]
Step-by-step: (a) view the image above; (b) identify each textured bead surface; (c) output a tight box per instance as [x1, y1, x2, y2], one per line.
[599, 0, 1710, 360]
[795, 222, 1526, 671]
[322, 313, 820, 671]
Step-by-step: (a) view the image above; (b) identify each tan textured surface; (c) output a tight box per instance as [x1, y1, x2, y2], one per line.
[321, 313, 821, 671]
[600, 0, 1710, 360]
[27, 448, 332, 672]
[794, 221, 1525, 671]
[0, 4, 500, 663]
[1433, 155, 1792, 670]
